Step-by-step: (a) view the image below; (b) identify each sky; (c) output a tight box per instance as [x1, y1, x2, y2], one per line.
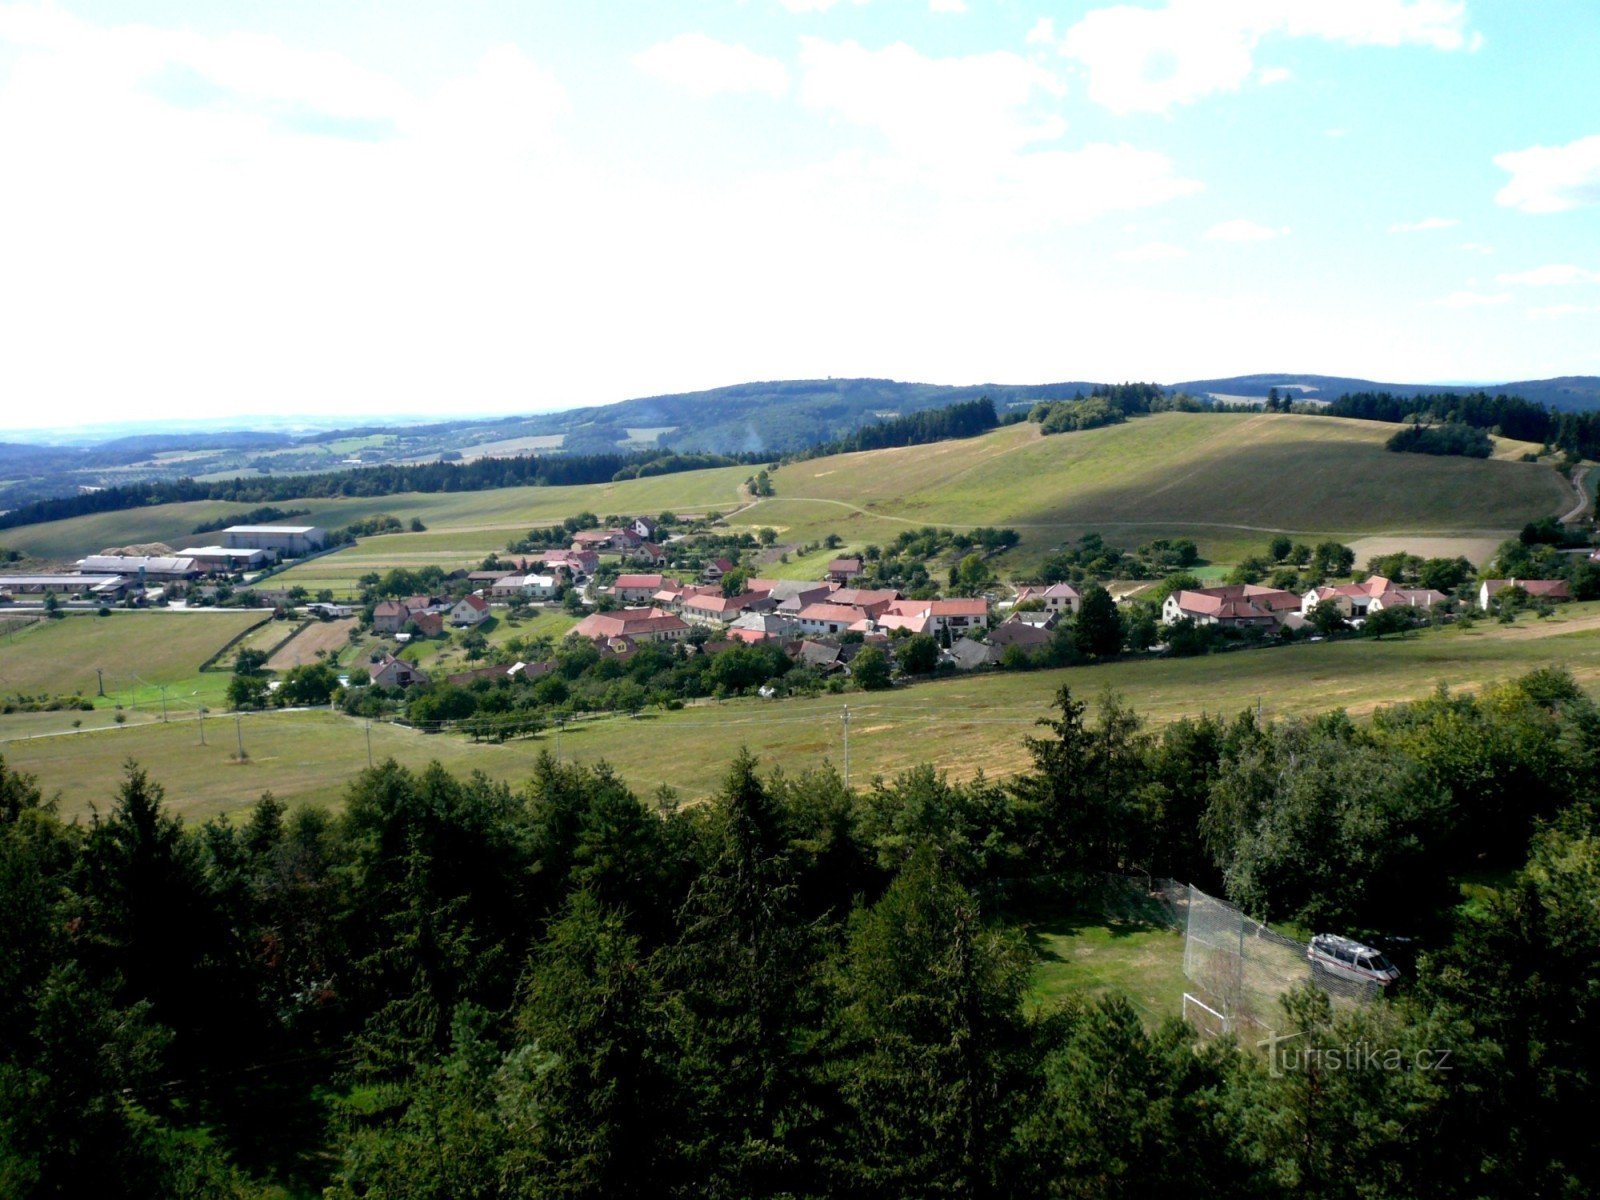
[1, 0, 1598, 432]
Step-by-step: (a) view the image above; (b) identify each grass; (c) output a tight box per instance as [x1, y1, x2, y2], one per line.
[734, 413, 1567, 569]
[0, 610, 270, 710]
[1028, 916, 1187, 1025]
[13, 603, 1600, 821]
[2, 466, 753, 563]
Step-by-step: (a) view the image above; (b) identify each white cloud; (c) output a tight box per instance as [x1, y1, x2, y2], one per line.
[1205, 218, 1288, 242]
[1438, 291, 1511, 308]
[778, 0, 866, 11]
[792, 39, 1200, 229]
[1528, 304, 1600, 320]
[1459, 242, 1494, 255]
[1388, 215, 1459, 233]
[634, 33, 789, 98]
[1025, 18, 1056, 46]
[1495, 134, 1600, 213]
[1116, 241, 1188, 262]
[798, 38, 1065, 158]
[1256, 66, 1292, 86]
[1057, 0, 1473, 113]
[1497, 264, 1600, 286]
[930, 0, 968, 11]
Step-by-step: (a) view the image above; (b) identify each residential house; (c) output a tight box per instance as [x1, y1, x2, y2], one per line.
[629, 516, 661, 540]
[568, 607, 691, 644]
[1478, 578, 1572, 609]
[795, 640, 845, 673]
[754, 580, 836, 614]
[1300, 575, 1400, 619]
[880, 597, 990, 636]
[412, 611, 447, 638]
[541, 549, 599, 576]
[449, 594, 491, 627]
[372, 599, 413, 634]
[1013, 582, 1083, 615]
[612, 573, 673, 604]
[727, 612, 801, 644]
[1367, 587, 1449, 613]
[489, 573, 557, 600]
[827, 588, 901, 618]
[625, 541, 669, 568]
[949, 637, 1000, 670]
[572, 529, 622, 552]
[1163, 585, 1301, 628]
[703, 557, 738, 583]
[683, 591, 766, 626]
[989, 620, 1053, 651]
[827, 557, 864, 584]
[795, 602, 866, 636]
[468, 569, 519, 587]
[371, 654, 428, 689]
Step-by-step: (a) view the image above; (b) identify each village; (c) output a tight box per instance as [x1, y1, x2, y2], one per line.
[0, 510, 1583, 730]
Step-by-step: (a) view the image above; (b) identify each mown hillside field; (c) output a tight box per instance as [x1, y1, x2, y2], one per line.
[737, 412, 1566, 567]
[11, 604, 1600, 819]
[2, 413, 1568, 579]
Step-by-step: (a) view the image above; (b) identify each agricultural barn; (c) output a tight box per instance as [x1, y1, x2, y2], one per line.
[220, 525, 326, 555]
[0, 573, 126, 597]
[77, 555, 198, 581]
[178, 545, 274, 572]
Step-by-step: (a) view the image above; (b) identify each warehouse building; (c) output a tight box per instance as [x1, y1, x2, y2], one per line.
[220, 525, 326, 555]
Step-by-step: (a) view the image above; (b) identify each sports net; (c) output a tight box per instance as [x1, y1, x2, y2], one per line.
[1181, 883, 1380, 1039]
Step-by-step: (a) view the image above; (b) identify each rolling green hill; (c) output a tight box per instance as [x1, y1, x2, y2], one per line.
[734, 412, 1566, 565]
[4, 412, 1569, 574]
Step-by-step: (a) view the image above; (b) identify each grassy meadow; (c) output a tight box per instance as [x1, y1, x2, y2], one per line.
[734, 413, 1565, 568]
[0, 610, 270, 709]
[11, 603, 1600, 821]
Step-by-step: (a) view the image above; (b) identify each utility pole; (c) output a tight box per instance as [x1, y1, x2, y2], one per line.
[159, 686, 168, 723]
[842, 704, 850, 788]
[365, 719, 373, 768]
[96, 668, 105, 697]
[198, 707, 206, 746]
[235, 712, 245, 760]
[555, 719, 563, 763]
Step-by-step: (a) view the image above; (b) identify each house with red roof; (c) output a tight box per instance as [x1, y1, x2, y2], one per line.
[568, 607, 690, 644]
[1478, 578, 1572, 610]
[449, 594, 491, 627]
[1163, 585, 1301, 628]
[1014, 582, 1083, 615]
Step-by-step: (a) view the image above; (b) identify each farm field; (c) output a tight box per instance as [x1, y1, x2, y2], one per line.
[12, 604, 1600, 820]
[0, 610, 269, 709]
[735, 413, 1566, 567]
[265, 617, 359, 670]
[2, 415, 1566, 582]
[0, 465, 753, 563]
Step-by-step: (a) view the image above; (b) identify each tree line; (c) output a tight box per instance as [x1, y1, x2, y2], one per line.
[0, 449, 761, 533]
[791, 396, 1001, 460]
[3, 669, 1597, 1196]
[1326, 389, 1600, 457]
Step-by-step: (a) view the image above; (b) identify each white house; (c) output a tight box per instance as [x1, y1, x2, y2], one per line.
[449, 594, 492, 627]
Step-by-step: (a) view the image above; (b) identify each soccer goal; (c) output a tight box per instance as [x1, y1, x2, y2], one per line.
[1182, 991, 1229, 1038]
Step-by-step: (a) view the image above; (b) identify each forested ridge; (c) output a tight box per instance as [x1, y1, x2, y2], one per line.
[3, 671, 1597, 1197]
[0, 449, 759, 533]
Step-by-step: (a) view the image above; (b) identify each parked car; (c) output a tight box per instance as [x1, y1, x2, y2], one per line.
[1307, 933, 1400, 987]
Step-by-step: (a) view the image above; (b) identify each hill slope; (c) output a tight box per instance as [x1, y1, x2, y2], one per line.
[735, 412, 1566, 564]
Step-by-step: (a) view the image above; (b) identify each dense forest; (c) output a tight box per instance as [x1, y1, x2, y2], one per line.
[0, 450, 759, 533]
[795, 397, 1001, 458]
[1384, 421, 1493, 458]
[1326, 389, 1600, 457]
[3, 672, 1597, 1197]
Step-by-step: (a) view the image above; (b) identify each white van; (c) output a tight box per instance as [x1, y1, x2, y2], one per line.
[1307, 934, 1400, 987]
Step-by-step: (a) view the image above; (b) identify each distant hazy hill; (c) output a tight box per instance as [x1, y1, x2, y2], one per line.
[2, 372, 1597, 511]
[1173, 372, 1600, 411]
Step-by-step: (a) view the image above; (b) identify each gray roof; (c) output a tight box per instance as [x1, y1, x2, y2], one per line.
[948, 637, 999, 669]
[178, 545, 269, 557]
[78, 555, 196, 574]
[0, 574, 125, 587]
[222, 524, 321, 535]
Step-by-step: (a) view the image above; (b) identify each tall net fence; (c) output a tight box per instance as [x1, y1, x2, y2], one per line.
[1181, 884, 1380, 1039]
